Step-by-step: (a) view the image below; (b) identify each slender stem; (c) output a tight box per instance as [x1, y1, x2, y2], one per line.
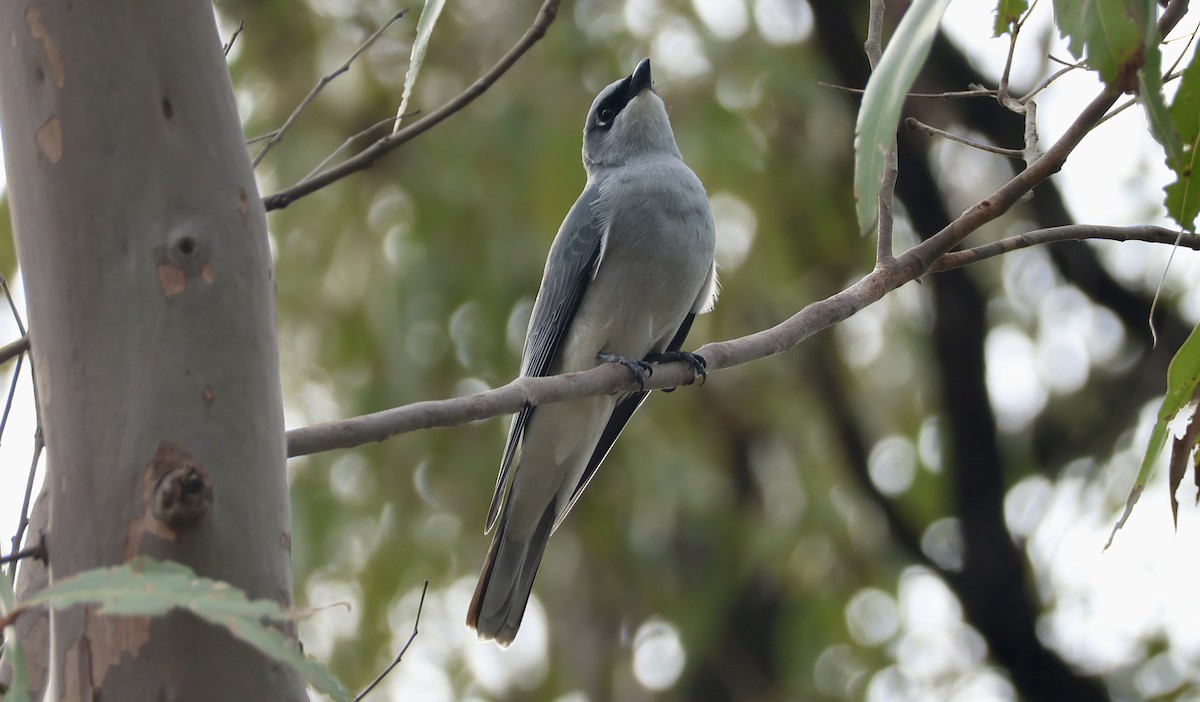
[905, 117, 1025, 158]
[355, 581, 428, 701]
[865, 0, 896, 264]
[262, 0, 563, 211]
[252, 9, 409, 168]
[931, 225, 1196, 271]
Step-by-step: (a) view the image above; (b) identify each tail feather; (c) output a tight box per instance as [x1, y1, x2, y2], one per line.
[466, 500, 557, 647]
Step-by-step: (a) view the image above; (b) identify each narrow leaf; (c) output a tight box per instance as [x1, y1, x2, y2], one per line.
[1165, 40, 1200, 231]
[854, 0, 953, 235]
[393, 0, 448, 133]
[1140, 44, 1185, 171]
[993, 0, 1029, 36]
[1110, 322, 1200, 546]
[16, 558, 351, 701]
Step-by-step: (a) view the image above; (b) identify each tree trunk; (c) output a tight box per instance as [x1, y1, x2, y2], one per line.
[0, 2, 306, 699]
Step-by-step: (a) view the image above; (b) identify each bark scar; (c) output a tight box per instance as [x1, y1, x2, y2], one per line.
[123, 442, 213, 559]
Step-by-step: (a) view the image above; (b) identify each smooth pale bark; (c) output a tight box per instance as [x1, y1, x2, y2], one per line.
[0, 2, 305, 699]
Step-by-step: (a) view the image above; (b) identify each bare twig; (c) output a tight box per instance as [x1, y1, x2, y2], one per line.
[817, 82, 996, 99]
[262, 0, 563, 211]
[10, 428, 43, 567]
[0, 539, 45, 567]
[865, 0, 897, 264]
[1019, 65, 1077, 103]
[0, 335, 29, 366]
[0, 354, 24, 444]
[355, 581, 428, 701]
[223, 19, 245, 57]
[304, 113, 417, 182]
[931, 225, 1197, 271]
[905, 117, 1026, 158]
[1, 275, 26, 336]
[252, 9, 410, 168]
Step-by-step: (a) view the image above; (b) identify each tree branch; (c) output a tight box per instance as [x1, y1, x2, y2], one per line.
[262, 0, 562, 211]
[285, 2, 1192, 459]
[0, 335, 29, 365]
[252, 10, 409, 168]
[932, 225, 1196, 271]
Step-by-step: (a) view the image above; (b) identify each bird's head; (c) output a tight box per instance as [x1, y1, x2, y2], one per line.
[582, 58, 680, 170]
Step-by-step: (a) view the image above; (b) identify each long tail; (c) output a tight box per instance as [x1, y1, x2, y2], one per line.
[466, 500, 557, 647]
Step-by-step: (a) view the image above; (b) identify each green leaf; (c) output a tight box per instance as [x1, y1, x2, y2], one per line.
[1109, 321, 1200, 547]
[393, 0, 448, 132]
[1165, 40, 1200, 231]
[1051, 0, 1152, 86]
[854, 0, 953, 235]
[17, 558, 351, 701]
[1, 569, 32, 702]
[993, 0, 1029, 36]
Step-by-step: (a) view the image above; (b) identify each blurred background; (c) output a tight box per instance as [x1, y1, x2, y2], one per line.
[5, 0, 1200, 700]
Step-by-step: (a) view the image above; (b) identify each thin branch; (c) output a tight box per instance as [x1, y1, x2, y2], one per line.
[286, 0, 1192, 459]
[863, 0, 885, 68]
[0, 540, 45, 567]
[262, 0, 563, 211]
[905, 117, 1026, 158]
[931, 225, 1197, 271]
[0, 354, 24, 443]
[251, 9, 410, 168]
[10, 427, 43, 567]
[0, 275, 26, 336]
[303, 113, 417, 182]
[1019, 64, 1077, 103]
[0, 335, 29, 366]
[865, 0, 897, 264]
[355, 581, 428, 701]
[286, 75, 1125, 459]
[817, 82, 996, 99]
[223, 19, 245, 57]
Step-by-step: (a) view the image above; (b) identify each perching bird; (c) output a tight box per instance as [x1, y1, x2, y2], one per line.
[466, 58, 718, 646]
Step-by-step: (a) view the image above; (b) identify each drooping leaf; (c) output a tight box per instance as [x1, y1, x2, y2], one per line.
[1051, 0, 1153, 87]
[854, 0, 953, 235]
[1139, 43, 1185, 171]
[13, 558, 351, 701]
[1165, 40, 1200, 231]
[1109, 321, 1200, 547]
[393, 0, 448, 132]
[993, 0, 1029, 36]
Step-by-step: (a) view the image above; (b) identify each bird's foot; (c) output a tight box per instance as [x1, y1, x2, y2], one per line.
[597, 351, 654, 391]
[645, 351, 707, 391]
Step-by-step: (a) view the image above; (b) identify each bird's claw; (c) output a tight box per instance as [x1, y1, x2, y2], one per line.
[645, 351, 707, 392]
[597, 351, 654, 391]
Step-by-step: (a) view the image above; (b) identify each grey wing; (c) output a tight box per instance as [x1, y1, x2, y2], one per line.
[484, 184, 607, 532]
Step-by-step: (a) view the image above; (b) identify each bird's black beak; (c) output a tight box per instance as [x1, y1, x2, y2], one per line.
[629, 58, 653, 96]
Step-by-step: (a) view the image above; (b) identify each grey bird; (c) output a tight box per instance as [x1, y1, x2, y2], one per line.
[466, 58, 718, 646]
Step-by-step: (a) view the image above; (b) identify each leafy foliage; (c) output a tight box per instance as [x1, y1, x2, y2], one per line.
[1052, 0, 1155, 86]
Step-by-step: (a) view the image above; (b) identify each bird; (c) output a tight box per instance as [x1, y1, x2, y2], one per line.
[466, 58, 718, 647]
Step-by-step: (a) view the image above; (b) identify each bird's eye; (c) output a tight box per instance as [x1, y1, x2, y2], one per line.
[597, 108, 615, 126]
